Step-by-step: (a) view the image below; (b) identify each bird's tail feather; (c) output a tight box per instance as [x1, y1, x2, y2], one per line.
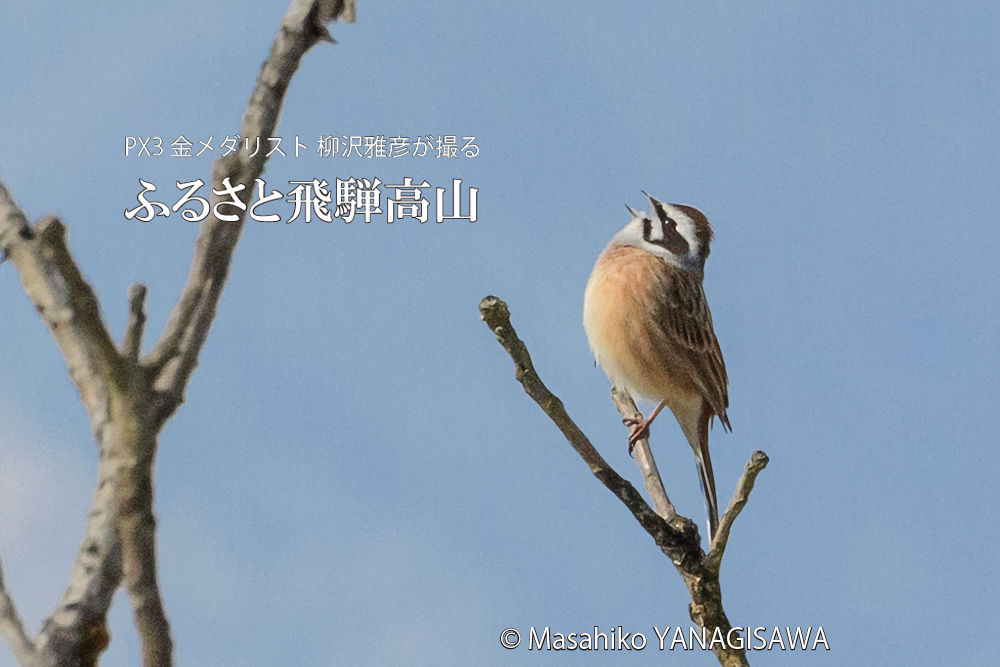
[696, 404, 719, 542]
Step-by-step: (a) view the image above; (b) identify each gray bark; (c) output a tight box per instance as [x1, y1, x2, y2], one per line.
[0, 2, 356, 665]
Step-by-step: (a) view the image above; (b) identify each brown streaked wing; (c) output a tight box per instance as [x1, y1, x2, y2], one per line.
[649, 262, 730, 423]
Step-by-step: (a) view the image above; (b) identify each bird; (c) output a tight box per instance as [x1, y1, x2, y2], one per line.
[583, 193, 730, 540]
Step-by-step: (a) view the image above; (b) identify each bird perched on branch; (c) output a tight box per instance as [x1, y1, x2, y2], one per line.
[583, 193, 730, 540]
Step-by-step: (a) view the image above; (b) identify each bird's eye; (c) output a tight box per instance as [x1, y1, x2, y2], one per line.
[643, 216, 689, 256]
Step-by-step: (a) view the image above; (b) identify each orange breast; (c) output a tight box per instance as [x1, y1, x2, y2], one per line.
[583, 244, 700, 405]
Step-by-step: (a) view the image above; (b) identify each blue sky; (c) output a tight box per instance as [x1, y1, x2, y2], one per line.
[1, 1, 998, 664]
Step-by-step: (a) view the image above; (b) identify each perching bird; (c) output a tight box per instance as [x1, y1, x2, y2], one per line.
[583, 193, 730, 540]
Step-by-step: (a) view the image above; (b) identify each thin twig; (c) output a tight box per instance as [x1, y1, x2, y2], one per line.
[708, 450, 769, 567]
[610, 386, 676, 521]
[122, 283, 148, 361]
[0, 559, 35, 665]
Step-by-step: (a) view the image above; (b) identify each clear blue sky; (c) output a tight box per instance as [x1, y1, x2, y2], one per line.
[1, 1, 998, 664]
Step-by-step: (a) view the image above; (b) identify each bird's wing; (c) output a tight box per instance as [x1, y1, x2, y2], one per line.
[650, 263, 731, 428]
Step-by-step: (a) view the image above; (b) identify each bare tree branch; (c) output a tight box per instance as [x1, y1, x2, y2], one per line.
[146, 0, 357, 407]
[124, 3, 356, 663]
[0, 187, 148, 667]
[0, 559, 34, 665]
[122, 284, 148, 362]
[33, 453, 121, 667]
[708, 450, 768, 568]
[0, 202, 118, 433]
[610, 387, 676, 521]
[480, 295, 768, 667]
[114, 413, 171, 667]
[1, 188, 124, 667]
[0, 2, 356, 665]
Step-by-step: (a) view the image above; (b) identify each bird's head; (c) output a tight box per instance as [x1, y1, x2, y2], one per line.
[612, 193, 714, 273]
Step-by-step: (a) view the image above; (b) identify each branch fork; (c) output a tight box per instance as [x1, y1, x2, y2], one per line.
[0, 2, 355, 665]
[480, 295, 768, 667]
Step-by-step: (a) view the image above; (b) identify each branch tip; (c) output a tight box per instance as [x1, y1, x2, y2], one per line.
[149, 0, 344, 396]
[708, 449, 769, 565]
[36, 215, 66, 244]
[123, 283, 148, 361]
[478, 295, 507, 322]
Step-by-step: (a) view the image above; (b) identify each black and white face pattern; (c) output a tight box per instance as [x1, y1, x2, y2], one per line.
[643, 199, 692, 256]
[613, 194, 713, 271]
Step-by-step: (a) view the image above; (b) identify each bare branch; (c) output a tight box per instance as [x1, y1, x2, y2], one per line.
[1, 185, 124, 666]
[708, 450, 769, 568]
[115, 419, 171, 667]
[478, 295, 696, 561]
[0, 558, 35, 665]
[121, 3, 355, 663]
[480, 295, 768, 667]
[610, 387, 676, 521]
[3, 3, 353, 664]
[0, 196, 119, 434]
[147, 0, 355, 407]
[35, 457, 121, 667]
[0, 183, 166, 666]
[122, 284, 148, 362]
[479, 296, 615, 473]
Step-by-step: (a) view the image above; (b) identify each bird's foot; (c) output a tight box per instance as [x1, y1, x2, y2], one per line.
[625, 417, 652, 456]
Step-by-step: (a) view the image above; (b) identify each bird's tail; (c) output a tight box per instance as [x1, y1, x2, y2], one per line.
[695, 404, 719, 542]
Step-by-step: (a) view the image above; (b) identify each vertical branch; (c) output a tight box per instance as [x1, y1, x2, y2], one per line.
[118, 3, 356, 664]
[122, 284, 148, 362]
[36, 441, 121, 667]
[110, 392, 172, 667]
[1, 187, 123, 667]
[610, 387, 676, 521]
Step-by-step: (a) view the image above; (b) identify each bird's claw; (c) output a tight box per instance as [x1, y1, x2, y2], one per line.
[626, 418, 651, 456]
